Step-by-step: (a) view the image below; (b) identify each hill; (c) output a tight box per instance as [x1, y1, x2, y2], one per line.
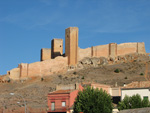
[0, 53, 150, 112]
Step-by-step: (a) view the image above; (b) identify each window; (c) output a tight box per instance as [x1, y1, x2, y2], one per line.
[51, 102, 55, 111]
[143, 96, 148, 100]
[62, 101, 66, 107]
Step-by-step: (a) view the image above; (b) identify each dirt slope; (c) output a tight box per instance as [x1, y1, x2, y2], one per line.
[0, 54, 150, 112]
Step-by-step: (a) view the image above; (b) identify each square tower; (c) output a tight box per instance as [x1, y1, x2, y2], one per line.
[41, 48, 51, 61]
[65, 27, 78, 66]
[109, 43, 117, 59]
[51, 39, 63, 59]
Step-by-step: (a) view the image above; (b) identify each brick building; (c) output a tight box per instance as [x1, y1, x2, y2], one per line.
[47, 84, 83, 113]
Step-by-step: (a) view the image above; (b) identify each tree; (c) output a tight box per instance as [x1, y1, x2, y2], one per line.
[142, 98, 150, 107]
[118, 95, 131, 110]
[118, 94, 150, 110]
[73, 86, 113, 113]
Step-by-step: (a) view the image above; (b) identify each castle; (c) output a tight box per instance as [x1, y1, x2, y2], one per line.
[7, 27, 147, 80]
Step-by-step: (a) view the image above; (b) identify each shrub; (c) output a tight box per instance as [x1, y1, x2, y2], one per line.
[73, 72, 77, 75]
[124, 76, 128, 79]
[81, 76, 84, 79]
[114, 69, 120, 73]
[118, 95, 131, 110]
[142, 98, 150, 107]
[118, 94, 150, 110]
[140, 73, 144, 76]
[41, 77, 44, 81]
[73, 87, 113, 113]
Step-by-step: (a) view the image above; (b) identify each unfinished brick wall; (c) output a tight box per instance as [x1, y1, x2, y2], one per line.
[51, 39, 63, 59]
[109, 43, 117, 59]
[41, 48, 51, 61]
[65, 27, 78, 66]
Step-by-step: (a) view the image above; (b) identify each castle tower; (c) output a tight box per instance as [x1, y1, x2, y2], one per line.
[137, 42, 146, 54]
[51, 38, 63, 59]
[65, 27, 78, 66]
[41, 48, 51, 61]
[109, 43, 117, 59]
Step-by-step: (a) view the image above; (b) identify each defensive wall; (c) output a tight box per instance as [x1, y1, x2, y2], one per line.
[79, 42, 146, 60]
[8, 57, 68, 80]
[6, 27, 147, 80]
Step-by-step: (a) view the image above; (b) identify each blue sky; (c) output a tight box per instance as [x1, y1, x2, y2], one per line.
[0, 0, 150, 75]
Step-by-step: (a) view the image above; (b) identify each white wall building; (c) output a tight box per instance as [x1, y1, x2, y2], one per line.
[121, 81, 150, 101]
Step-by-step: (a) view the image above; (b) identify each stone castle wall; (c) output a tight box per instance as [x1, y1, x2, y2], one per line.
[91, 44, 109, 58]
[7, 57, 68, 79]
[137, 42, 146, 54]
[117, 43, 137, 56]
[6, 27, 147, 80]
[8, 68, 20, 80]
[79, 42, 146, 60]
[78, 47, 91, 61]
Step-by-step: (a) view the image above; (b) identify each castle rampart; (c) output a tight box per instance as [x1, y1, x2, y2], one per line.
[91, 44, 109, 58]
[78, 47, 91, 61]
[7, 57, 68, 79]
[78, 42, 146, 61]
[7, 68, 20, 80]
[6, 27, 147, 80]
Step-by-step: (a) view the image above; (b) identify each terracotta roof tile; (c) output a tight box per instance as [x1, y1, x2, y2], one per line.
[122, 81, 150, 89]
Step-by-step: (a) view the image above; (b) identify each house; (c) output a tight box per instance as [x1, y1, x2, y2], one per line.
[121, 81, 150, 101]
[47, 84, 83, 113]
[82, 82, 121, 104]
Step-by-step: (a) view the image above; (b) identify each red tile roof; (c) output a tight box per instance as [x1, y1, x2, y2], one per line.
[49, 90, 75, 94]
[122, 81, 150, 89]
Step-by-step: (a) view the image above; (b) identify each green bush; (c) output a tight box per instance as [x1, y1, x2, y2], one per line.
[140, 73, 144, 76]
[142, 98, 150, 107]
[124, 76, 128, 79]
[118, 94, 150, 110]
[73, 87, 113, 113]
[41, 77, 44, 81]
[81, 76, 84, 79]
[114, 69, 120, 73]
[73, 71, 77, 75]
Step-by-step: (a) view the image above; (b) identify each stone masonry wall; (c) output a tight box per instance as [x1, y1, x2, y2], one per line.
[8, 68, 20, 80]
[117, 43, 137, 56]
[22, 56, 68, 78]
[65, 27, 78, 66]
[79, 42, 146, 62]
[19, 63, 28, 78]
[137, 42, 146, 54]
[51, 39, 63, 59]
[78, 47, 91, 61]
[109, 43, 117, 59]
[91, 44, 109, 58]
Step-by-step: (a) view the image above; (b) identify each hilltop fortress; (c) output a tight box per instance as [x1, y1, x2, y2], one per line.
[6, 27, 147, 80]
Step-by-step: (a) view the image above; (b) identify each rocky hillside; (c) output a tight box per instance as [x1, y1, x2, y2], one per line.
[0, 53, 150, 112]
